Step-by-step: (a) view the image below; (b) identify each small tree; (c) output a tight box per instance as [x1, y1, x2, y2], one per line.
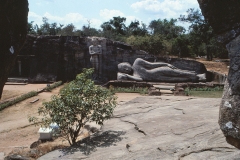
[29, 68, 117, 145]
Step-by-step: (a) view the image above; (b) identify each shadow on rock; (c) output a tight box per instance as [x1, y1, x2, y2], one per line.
[60, 130, 126, 156]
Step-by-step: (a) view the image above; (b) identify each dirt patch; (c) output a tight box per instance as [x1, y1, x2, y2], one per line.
[0, 85, 61, 156]
[196, 58, 229, 75]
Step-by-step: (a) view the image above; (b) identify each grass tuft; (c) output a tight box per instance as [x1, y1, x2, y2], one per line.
[0, 81, 63, 111]
[184, 86, 224, 98]
[43, 81, 62, 92]
[109, 85, 148, 95]
[0, 91, 38, 111]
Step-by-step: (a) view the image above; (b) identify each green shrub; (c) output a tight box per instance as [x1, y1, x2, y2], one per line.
[29, 68, 117, 145]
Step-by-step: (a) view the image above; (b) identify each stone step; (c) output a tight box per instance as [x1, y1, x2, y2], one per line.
[7, 78, 28, 83]
[153, 85, 175, 90]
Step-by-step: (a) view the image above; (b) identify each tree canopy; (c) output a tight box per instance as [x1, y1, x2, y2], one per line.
[27, 8, 228, 59]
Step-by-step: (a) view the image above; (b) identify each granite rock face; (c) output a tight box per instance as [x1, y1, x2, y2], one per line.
[13, 36, 208, 83]
[38, 96, 240, 160]
[198, 0, 240, 149]
[0, 0, 28, 99]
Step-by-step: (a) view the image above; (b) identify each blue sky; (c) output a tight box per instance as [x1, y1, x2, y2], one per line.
[28, 0, 200, 30]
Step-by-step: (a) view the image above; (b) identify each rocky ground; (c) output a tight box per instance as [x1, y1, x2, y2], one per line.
[39, 96, 240, 160]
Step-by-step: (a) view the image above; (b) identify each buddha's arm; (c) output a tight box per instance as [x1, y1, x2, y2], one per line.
[126, 74, 143, 81]
[117, 73, 143, 81]
[134, 58, 175, 69]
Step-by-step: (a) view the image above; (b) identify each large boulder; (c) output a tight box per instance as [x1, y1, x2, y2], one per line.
[0, 0, 28, 99]
[197, 0, 240, 149]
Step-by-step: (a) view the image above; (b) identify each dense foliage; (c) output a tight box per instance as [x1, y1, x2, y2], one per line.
[29, 68, 117, 145]
[28, 8, 228, 59]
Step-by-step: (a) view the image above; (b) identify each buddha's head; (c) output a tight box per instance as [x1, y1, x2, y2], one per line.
[118, 62, 132, 74]
[92, 38, 98, 46]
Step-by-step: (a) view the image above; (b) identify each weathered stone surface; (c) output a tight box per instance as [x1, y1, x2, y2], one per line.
[0, 0, 28, 99]
[197, 0, 240, 149]
[0, 152, 4, 160]
[38, 96, 240, 160]
[218, 35, 240, 149]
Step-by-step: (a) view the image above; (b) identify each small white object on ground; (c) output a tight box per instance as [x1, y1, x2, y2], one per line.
[38, 127, 53, 140]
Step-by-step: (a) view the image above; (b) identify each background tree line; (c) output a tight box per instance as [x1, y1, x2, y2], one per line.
[28, 8, 228, 60]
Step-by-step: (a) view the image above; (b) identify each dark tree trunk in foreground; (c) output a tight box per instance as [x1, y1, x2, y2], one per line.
[0, 0, 28, 99]
[197, 0, 240, 149]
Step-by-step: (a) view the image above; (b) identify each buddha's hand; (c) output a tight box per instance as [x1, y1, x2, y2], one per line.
[167, 64, 177, 69]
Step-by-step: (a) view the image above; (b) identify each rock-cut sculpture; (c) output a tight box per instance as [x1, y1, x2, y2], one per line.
[89, 38, 102, 79]
[117, 58, 206, 82]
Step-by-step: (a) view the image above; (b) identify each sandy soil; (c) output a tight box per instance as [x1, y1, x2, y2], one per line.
[196, 58, 229, 75]
[0, 85, 60, 155]
[0, 84, 48, 103]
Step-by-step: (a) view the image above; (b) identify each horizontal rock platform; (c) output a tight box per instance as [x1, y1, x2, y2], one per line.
[38, 96, 240, 160]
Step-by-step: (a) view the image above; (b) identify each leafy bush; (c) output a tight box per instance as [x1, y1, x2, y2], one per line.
[126, 34, 165, 56]
[29, 68, 117, 145]
[0, 91, 38, 111]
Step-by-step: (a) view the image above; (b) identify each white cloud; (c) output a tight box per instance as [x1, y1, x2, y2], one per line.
[84, 18, 103, 29]
[28, 11, 90, 29]
[28, 11, 42, 24]
[131, 0, 199, 19]
[64, 13, 86, 23]
[99, 9, 140, 26]
[99, 9, 125, 20]
[43, 12, 63, 22]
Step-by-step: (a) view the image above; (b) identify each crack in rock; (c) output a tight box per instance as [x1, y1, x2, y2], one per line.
[174, 108, 185, 114]
[193, 130, 212, 138]
[174, 98, 196, 102]
[171, 123, 206, 135]
[122, 120, 147, 136]
[178, 147, 235, 160]
[126, 144, 131, 152]
[113, 107, 158, 118]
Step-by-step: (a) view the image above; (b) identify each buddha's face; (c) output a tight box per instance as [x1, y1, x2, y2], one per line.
[118, 62, 132, 74]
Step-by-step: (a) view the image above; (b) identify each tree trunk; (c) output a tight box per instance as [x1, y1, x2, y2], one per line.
[206, 45, 212, 61]
[0, 0, 28, 99]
